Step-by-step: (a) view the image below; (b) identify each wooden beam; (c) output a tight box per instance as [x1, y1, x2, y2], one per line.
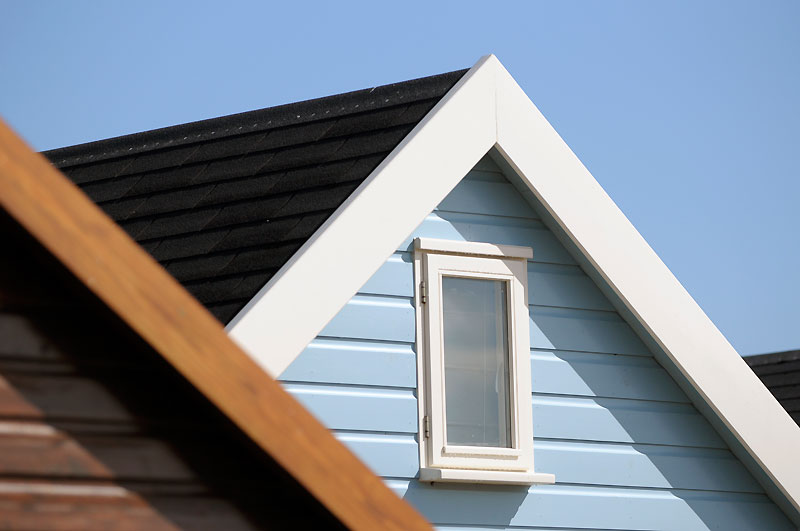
[0, 118, 431, 531]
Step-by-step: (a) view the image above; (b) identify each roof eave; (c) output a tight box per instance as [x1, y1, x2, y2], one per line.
[0, 116, 432, 531]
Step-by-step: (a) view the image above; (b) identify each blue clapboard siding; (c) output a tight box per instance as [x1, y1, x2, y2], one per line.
[357, 254, 613, 310]
[284, 342, 681, 401]
[320, 295, 650, 355]
[436, 179, 537, 218]
[281, 338, 417, 388]
[281, 155, 793, 529]
[286, 384, 722, 448]
[285, 382, 418, 433]
[400, 213, 576, 265]
[389, 481, 792, 531]
[531, 350, 686, 402]
[534, 440, 762, 493]
[532, 395, 723, 447]
[327, 432, 761, 494]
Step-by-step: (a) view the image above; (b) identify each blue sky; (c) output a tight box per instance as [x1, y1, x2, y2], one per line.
[1, 1, 797, 356]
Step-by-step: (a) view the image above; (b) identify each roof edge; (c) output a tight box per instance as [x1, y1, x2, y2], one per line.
[496, 58, 800, 521]
[745, 350, 800, 367]
[44, 69, 468, 168]
[227, 53, 498, 373]
[227, 54, 800, 523]
[0, 117, 432, 531]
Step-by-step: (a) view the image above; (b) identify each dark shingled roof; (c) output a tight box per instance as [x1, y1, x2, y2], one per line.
[746, 350, 800, 425]
[44, 69, 467, 323]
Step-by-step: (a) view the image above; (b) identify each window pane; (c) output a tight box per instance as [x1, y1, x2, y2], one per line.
[442, 276, 512, 448]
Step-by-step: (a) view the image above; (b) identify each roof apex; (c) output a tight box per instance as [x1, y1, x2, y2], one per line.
[227, 54, 800, 521]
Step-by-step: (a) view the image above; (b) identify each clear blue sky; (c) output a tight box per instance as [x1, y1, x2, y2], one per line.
[2, 1, 797, 356]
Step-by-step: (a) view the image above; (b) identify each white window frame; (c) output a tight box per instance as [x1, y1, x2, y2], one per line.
[414, 237, 554, 485]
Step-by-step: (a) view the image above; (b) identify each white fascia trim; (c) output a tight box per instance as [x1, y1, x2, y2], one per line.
[414, 237, 533, 260]
[227, 55, 800, 513]
[491, 65, 800, 514]
[228, 55, 497, 375]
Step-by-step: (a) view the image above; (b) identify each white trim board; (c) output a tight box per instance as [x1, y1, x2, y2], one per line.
[414, 237, 533, 260]
[228, 55, 800, 518]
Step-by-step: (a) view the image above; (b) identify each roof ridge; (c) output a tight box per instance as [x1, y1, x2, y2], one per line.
[745, 350, 800, 366]
[44, 69, 468, 168]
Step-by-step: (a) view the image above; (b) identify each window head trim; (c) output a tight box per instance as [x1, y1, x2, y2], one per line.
[415, 237, 533, 260]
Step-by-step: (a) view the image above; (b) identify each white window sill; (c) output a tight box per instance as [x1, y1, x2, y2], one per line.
[419, 467, 555, 485]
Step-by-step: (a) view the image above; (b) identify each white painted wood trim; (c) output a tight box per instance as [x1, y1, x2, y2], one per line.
[419, 467, 555, 485]
[227, 55, 800, 515]
[491, 62, 800, 516]
[414, 237, 533, 259]
[417, 250, 536, 474]
[227, 54, 497, 377]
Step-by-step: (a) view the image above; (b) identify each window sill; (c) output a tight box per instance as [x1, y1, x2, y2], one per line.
[419, 467, 555, 485]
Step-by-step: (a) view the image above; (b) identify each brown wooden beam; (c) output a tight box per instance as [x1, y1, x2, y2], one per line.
[0, 118, 431, 531]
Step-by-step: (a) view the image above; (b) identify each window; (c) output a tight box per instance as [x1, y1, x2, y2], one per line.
[414, 238, 554, 484]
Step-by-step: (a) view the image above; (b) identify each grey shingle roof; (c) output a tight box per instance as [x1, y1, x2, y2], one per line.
[44, 69, 467, 323]
[746, 350, 800, 424]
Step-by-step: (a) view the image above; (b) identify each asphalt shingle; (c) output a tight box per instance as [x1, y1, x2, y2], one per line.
[746, 350, 800, 425]
[45, 69, 466, 322]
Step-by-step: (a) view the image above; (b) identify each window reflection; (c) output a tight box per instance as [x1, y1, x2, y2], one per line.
[442, 276, 512, 448]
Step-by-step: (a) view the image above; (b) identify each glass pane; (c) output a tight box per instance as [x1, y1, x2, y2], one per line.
[442, 276, 512, 447]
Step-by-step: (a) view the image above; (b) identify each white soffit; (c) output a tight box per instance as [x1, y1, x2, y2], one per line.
[228, 55, 800, 514]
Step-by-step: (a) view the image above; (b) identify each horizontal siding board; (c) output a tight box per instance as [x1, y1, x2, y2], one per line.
[330, 433, 760, 493]
[390, 481, 793, 531]
[285, 383, 418, 433]
[0, 486, 270, 531]
[533, 395, 725, 448]
[359, 257, 613, 311]
[0, 374, 133, 423]
[319, 295, 415, 343]
[335, 432, 420, 479]
[320, 296, 649, 355]
[284, 384, 724, 448]
[534, 440, 762, 493]
[531, 306, 650, 356]
[0, 488, 181, 531]
[436, 180, 538, 219]
[358, 253, 414, 297]
[529, 263, 614, 311]
[399, 213, 576, 265]
[0, 431, 109, 479]
[0, 430, 198, 482]
[531, 350, 686, 403]
[281, 338, 416, 388]
[282, 344, 679, 403]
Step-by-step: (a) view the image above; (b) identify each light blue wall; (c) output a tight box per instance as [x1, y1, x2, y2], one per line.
[281, 155, 794, 530]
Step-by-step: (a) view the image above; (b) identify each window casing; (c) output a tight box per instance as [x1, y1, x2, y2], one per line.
[414, 238, 554, 484]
